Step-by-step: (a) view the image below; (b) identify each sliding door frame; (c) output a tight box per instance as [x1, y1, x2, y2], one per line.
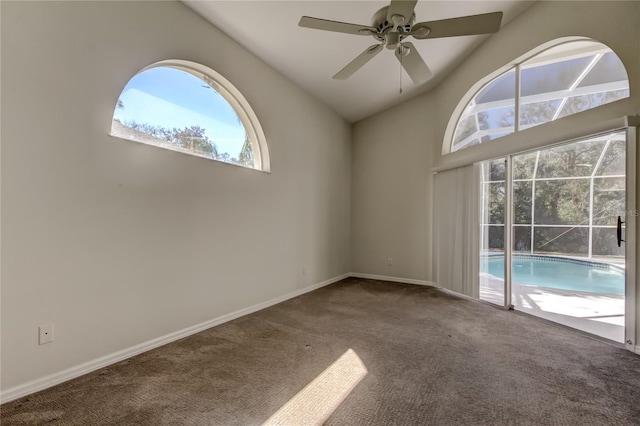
[504, 157, 514, 310]
[439, 116, 638, 351]
[624, 125, 636, 352]
[491, 123, 637, 349]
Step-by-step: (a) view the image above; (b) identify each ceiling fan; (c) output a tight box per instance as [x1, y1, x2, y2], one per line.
[298, 0, 503, 85]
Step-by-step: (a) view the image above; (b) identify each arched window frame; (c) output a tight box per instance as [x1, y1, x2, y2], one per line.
[111, 59, 270, 172]
[443, 38, 630, 155]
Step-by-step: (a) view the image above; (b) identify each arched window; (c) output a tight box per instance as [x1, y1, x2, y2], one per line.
[111, 60, 270, 172]
[447, 40, 630, 153]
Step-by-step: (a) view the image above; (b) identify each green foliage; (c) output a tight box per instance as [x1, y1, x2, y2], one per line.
[519, 101, 557, 126]
[453, 115, 477, 145]
[558, 90, 629, 119]
[484, 138, 625, 257]
[122, 121, 256, 168]
[238, 135, 253, 167]
[513, 181, 532, 224]
[534, 180, 589, 226]
[124, 121, 219, 159]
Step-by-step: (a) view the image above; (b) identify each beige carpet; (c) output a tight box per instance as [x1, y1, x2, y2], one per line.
[2, 278, 640, 425]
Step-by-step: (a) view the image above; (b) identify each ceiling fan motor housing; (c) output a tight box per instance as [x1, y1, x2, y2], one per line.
[371, 6, 415, 43]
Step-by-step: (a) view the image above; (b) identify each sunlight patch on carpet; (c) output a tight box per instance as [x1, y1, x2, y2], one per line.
[263, 349, 367, 426]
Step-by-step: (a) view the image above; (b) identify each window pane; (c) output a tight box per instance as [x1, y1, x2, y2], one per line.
[111, 65, 260, 169]
[452, 70, 515, 152]
[481, 183, 505, 224]
[519, 99, 561, 128]
[593, 177, 625, 226]
[513, 226, 531, 253]
[480, 156, 506, 306]
[513, 181, 532, 224]
[535, 180, 590, 225]
[557, 90, 630, 119]
[478, 106, 515, 134]
[489, 159, 505, 181]
[578, 52, 628, 87]
[448, 41, 629, 155]
[535, 140, 605, 178]
[480, 159, 505, 182]
[475, 69, 516, 103]
[520, 56, 593, 96]
[453, 114, 478, 146]
[517, 42, 629, 130]
[596, 140, 626, 176]
[512, 152, 537, 180]
[482, 225, 504, 251]
[592, 227, 624, 257]
[533, 226, 589, 256]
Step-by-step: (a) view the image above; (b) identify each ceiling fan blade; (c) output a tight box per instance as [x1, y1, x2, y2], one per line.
[411, 11, 503, 39]
[334, 44, 384, 80]
[299, 16, 375, 36]
[395, 42, 432, 84]
[387, 0, 418, 25]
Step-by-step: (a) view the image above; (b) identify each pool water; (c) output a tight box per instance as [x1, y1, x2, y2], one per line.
[481, 256, 624, 295]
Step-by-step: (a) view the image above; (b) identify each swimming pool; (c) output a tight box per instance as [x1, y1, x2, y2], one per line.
[481, 255, 625, 295]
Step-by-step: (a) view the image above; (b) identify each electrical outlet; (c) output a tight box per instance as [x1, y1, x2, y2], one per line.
[39, 324, 54, 345]
[302, 266, 307, 276]
[387, 258, 393, 266]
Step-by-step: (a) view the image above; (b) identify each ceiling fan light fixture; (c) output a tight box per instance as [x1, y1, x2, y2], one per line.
[385, 31, 400, 49]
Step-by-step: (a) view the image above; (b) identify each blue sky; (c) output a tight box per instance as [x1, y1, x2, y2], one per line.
[113, 67, 246, 156]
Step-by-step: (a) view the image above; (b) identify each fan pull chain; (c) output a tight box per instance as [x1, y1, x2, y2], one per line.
[399, 42, 403, 94]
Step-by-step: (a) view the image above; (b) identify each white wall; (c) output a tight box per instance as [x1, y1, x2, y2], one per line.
[352, 1, 640, 335]
[351, 94, 434, 281]
[1, 1, 351, 393]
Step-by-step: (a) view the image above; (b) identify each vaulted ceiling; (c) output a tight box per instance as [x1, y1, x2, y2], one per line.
[184, 1, 536, 122]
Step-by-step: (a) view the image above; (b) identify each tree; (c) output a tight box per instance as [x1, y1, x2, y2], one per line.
[237, 135, 253, 167]
[171, 125, 218, 158]
[124, 121, 218, 159]
[483, 137, 626, 256]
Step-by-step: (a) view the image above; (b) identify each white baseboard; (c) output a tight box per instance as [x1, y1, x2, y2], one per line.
[3, 272, 634, 403]
[0, 273, 350, 404]
[349, 272, 436, 287]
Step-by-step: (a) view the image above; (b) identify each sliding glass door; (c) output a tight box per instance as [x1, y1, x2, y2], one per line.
[479, 130, 632, 344]
[479, 159, 506, 306]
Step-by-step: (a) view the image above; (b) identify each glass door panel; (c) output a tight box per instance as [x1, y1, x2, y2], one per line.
[479, 158, 506, 306]
[510, 131, 626, 343]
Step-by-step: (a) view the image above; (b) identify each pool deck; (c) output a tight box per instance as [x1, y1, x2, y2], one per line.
[480, 273, 624, 343]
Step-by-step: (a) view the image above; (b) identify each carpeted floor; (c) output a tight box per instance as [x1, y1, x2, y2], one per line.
[2, 278, 640, 425]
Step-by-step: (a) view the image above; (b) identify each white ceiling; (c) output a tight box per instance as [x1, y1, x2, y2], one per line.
[184, 1, 536, 123]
